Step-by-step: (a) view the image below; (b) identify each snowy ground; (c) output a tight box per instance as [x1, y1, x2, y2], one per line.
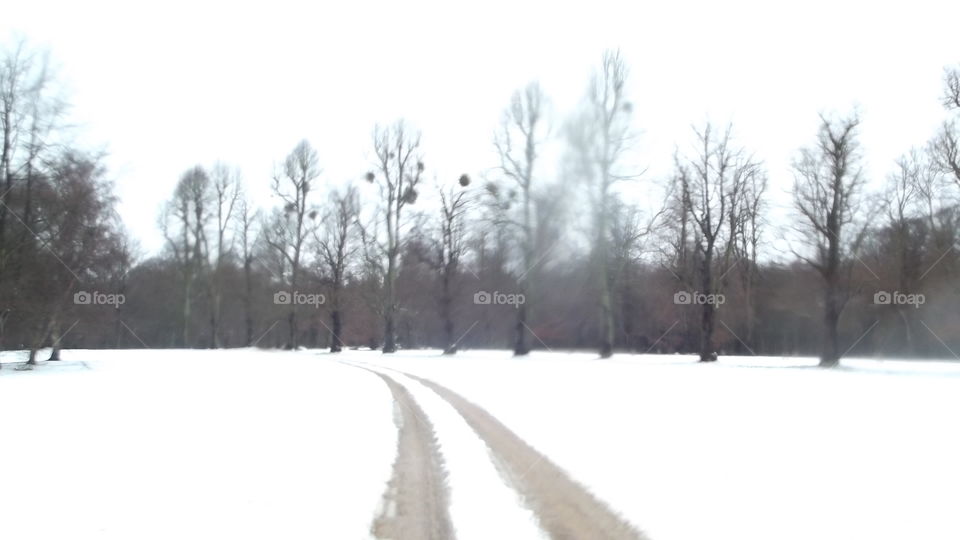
[3, 348, 960, 539]
[0, 350, 397, 540]
[353, 350, 960, 540]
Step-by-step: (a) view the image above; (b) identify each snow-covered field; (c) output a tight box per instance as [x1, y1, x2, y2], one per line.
[352, 351, 960, 540]
[0, 350, 397, 540]
[3, 348, 960, 539]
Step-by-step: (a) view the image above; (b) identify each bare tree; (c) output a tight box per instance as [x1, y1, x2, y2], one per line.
[161, 166, 210, 347]
[878, 152, 928, 352]
[0, 41, 64, 280]
[0, 40, 33, 269]
[575, 49, 638, 358]
[424, 175, 471, 354]
[23, 152, 124, 366]
[235, 192, 259, 346]
[265, 140, 320, 349]
[676, 123, 759, 362]
[493, 82, 548, 356]
[208, 163, 240, 348]
[792, 113, 866, 367]
[315, 186, 360, 352]
[735, 165, 768, 353]
[366, 121, 424, 353]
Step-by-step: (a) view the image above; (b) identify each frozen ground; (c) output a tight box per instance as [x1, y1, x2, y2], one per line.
[3, 348, 960, 539]
[354, 350, 960, 540]
[0, 350, 397, 540]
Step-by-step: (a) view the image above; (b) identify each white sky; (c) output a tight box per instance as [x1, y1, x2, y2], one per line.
[2, 0, 958, 258]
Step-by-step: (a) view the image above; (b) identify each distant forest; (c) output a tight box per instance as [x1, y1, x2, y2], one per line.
[2, 39, 960, 367]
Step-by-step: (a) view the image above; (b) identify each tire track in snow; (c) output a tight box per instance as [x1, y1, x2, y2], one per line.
[367, 370, 455, 540]
[387, 370, 548, 540]
[404, 372, 650, 540]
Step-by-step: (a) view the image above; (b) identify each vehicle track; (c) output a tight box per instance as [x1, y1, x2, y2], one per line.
[368, 371, 454, 540]
[406, 372, 648, 540]
[354, 360, 650, 540]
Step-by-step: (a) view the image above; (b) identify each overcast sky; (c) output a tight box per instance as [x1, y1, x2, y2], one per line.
[3, 0, 959, 258]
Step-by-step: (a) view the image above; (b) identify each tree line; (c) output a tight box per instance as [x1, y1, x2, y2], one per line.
[2, 39, 960, 368]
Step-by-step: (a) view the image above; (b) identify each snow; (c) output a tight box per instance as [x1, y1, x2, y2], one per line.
[0, 349, 397, 540]
[3, 348, 960, 540]
[357, 349, 960, 540]
[380, 368, 547, 540]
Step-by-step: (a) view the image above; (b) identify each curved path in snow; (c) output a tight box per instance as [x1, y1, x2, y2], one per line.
[348, 361, 649, 540]
[368, 370, 454, 540]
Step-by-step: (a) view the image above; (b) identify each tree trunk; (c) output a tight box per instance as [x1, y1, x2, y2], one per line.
[897, 308, 913, 355]
[744, 281, 755, 353]
[698, 253, 717, 362]
[513, 301, 530, 356]
[383, 251, 397, 353]
[597, 202, 614, 359]
[598, 278, 614, 358]
[47, 318, 62, 361]
[383, 313, 397, 353]
[182, 268, 194, 348]
[441, 270, 457, 355]
[330, 309, 343, 353]
[820, 279, 841, 367]
[209, 287, 221, 349]
[244, 255, 253, 346]
[287, 307, 298, 349]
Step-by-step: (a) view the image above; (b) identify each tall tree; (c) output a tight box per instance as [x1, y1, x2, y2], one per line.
[676, 124, 759, 362]
[315, 186, 359, 352]
[734, 164, 768, 353]
[792, 113, 866, 367]
[574, 49, 638, 358]
[422, 175, 471, 355]
[878, 152, 927, 352]
[366, 121, 423, 353]
[161, 166, 211, 347]
[493, 82, 547, 356]
[0, 40, 64, 288]
[236, 191, 259, 347]
[208, 163, 240, 348]
[265, 140, 320, 349]
[22, 152, 125, 366]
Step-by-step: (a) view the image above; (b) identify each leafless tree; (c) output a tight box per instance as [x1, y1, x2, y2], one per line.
[161, 166, 210, 347]
[366, 121, 424, 353]
[493, 82, 548, 355]
[792, 113, 867, 367]
[265, 140, 320, 349]
[0, 40, 65, 278]
[315, 186, 360, 352]
[912, 147, 953, 252]
[23, 152, 124, 366]
[574, 49, 639, 358]
[878, 152, 927, 351]
[207, 163, 240, 348]
[676, 123, 760, 361]
[424, 175, 471, 354]
[735, 165, 768, 353]
[235, 191, 259, 346]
